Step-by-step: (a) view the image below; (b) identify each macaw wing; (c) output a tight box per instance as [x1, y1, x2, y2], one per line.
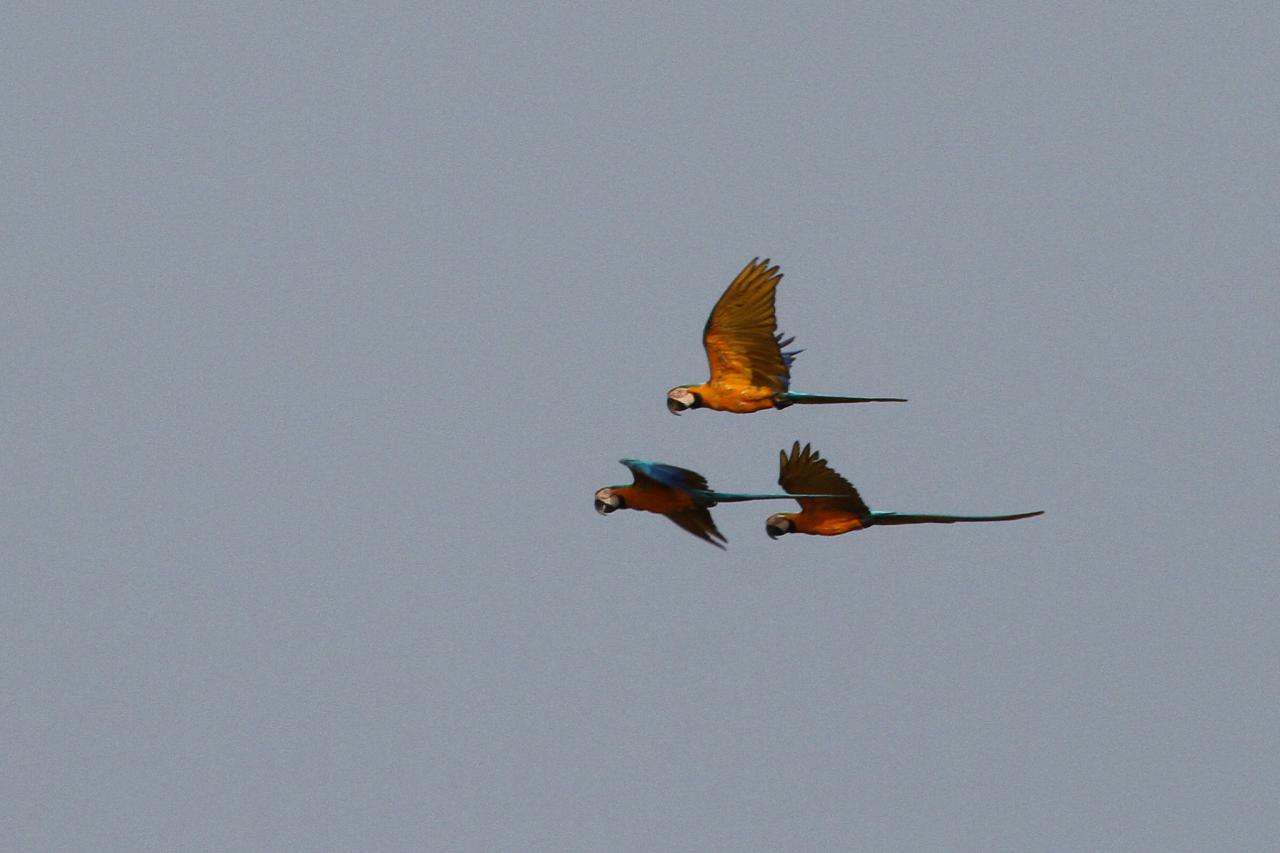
[665, 508, 728, 549]
[621, 458, 710, 494]
[702, 258, 792, 392]
[778, 441, 870, 516]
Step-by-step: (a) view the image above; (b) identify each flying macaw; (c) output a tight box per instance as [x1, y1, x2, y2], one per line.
[595, 458, 846, 549]
[765, 442, 1043, 539]
[666, 257, 906, 415]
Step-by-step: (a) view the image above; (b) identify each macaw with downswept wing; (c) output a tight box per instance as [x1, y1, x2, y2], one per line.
[765, 442, 1043, 539]
[595, 458, 846, 549]
[666, 258, 906, 415]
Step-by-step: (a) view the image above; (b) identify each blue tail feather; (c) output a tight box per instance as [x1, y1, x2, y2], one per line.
[700, 490, 845, 505]
[776, 392, 907, 407]
[870, 510, 1044, 525]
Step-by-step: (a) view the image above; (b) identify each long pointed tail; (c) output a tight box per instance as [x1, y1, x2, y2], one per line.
[776, 392, 907, 408]
[703, 491, 846, 504]
[870, 510, 1044, 525]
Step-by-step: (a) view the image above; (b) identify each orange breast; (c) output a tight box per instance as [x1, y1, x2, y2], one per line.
[695, 383, 777, 414]
[617, 482, 698, 515]
[793, 509, 866, 536]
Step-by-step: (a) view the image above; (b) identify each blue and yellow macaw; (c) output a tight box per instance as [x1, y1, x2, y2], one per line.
[595, 458, 845, 548]
[765, 442, 1044, 539]
[666, 258, 906, 415]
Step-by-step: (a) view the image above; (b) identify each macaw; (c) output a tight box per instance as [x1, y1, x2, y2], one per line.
[666, 257, 906, 415]
[765, 442, 1043, 539]
[595, 458, 846, 549]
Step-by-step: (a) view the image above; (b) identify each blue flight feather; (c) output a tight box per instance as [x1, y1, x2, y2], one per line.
[619, 459, 709, 493]
[775, 332, 802, 388]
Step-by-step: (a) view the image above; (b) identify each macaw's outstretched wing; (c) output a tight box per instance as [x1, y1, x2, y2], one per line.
[702, 258, 797, 392]
[778, 441, 870, 517]
[665, 507, 728, 549]
[621, 459, 710, 494]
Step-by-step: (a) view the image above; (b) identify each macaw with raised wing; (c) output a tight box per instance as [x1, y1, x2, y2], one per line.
[595, 458, 846, 549]
[765, 442, 1043, 539]
[666, 258, 906, 415]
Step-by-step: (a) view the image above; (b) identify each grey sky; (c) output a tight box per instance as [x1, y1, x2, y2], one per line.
[4, 3, 1278, 851]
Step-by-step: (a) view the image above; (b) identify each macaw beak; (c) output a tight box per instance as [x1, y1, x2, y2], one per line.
[667, 398, 685, 415]
[766, 523, 787, 539]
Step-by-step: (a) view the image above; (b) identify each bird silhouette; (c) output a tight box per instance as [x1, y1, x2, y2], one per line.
[766, 442, 1043, 539]
[666, 258, 905, 415]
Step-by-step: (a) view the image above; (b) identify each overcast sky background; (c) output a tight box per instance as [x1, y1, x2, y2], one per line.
[4, 4, 1278, 851]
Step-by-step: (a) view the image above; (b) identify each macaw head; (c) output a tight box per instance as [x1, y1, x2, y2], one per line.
[594, 487, 625, 515]
[666, 386, 700, 415]
[765, 513, 794, 539]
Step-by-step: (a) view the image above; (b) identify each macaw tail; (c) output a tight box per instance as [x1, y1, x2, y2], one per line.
[870, 510, 1044, 525]
[775, 392, 907, 409]
[703, 491, 848, 504]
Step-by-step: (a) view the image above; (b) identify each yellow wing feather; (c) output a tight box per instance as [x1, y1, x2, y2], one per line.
[702, 258, 789, 391]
